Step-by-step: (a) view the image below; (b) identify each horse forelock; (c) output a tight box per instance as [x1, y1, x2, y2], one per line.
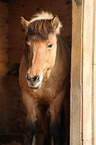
[25, 12, 56, 40]
[26, 19, 54, 40]
[30, 11, 53, 23]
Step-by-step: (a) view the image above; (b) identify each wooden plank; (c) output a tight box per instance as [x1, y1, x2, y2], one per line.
[0, 1, 9, 134]
[0, 45, 9, 48]
[93, 0, 96, 144]
[0, 49, 8, 53]
[0, 34, 8, 38]
[0, 17, 8, 20]
[0, 56, 8, 62]
[70, 0, 82, 145]
[0, 21, 8, 26]
[0, 2, 8, 8]
[0, 15, 8, 19]
[0, 41, 8, 46]
[0, 27, 8, 30]
[82, 0, 94, 144]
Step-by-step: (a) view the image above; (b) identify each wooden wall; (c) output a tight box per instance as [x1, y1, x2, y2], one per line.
[0, 1, 25, 135]
[0, 1, 9, 133]
[0, 2, 8, 76]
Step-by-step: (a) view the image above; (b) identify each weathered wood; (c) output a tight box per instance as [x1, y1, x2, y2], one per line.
[82, 0, 94, 144]
[71, 0, 96, 144]
[70, 0, 82, 145]
[92, 0, 96, 144]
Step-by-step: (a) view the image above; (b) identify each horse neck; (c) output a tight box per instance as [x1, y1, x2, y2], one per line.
[54, 36, 68, 72]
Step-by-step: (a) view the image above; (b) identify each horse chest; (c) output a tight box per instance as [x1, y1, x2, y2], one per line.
[29, 74, 64, 102]
[32, 86, 55, 102]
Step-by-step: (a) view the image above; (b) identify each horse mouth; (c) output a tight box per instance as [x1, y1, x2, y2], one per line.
[28, 83, 40, 89]
[27, 77, 43, 89]
[30, 85, 40, 89]
[27, 81, 41, 89]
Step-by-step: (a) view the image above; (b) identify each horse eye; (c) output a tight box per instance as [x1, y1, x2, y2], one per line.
[48, 44, 53, 49]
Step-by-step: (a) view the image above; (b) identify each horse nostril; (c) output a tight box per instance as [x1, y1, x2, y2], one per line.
[33, 74, 40, 82]
[26, 73, 31, 81]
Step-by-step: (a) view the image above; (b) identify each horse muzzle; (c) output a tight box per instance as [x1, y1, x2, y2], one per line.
[26, 73, 42, 89]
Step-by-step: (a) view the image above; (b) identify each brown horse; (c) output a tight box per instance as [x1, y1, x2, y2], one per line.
[19, 11, 70, 145]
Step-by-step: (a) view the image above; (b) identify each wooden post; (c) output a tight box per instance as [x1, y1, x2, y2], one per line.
[70, 0, 83, 145]
[92, 0, 96, 144]
[71, 0, 96, 144]
[82, 0, 95, 144]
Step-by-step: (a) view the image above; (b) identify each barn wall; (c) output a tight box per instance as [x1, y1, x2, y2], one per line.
[0, 2, 8, 77]
[0, 1, 9, 133]
[0, 1, 26, 135]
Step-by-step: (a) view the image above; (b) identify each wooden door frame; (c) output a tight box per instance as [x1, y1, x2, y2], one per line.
[70, 0, 83, 145]
[70, 0, 96, 144]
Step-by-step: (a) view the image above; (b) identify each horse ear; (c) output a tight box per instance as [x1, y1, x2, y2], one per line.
[20, 17, 29, 29]
[52, 16, 62, 34]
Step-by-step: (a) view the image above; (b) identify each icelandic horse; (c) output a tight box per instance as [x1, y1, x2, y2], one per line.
[19, 11, 70, 145]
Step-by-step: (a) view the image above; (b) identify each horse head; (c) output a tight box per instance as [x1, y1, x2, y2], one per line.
[21, 12, 62, 89]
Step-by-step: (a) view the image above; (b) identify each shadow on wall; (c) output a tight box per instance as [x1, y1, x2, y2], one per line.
[0, 63, 26, 136]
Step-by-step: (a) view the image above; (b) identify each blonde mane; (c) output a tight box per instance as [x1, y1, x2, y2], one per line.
[21, 11, 62, 35]
[29, 11, 62, 34]
[30, 11, 54, 23]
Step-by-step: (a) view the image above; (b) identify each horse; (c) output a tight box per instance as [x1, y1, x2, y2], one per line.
[19, 11, 70, 145]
